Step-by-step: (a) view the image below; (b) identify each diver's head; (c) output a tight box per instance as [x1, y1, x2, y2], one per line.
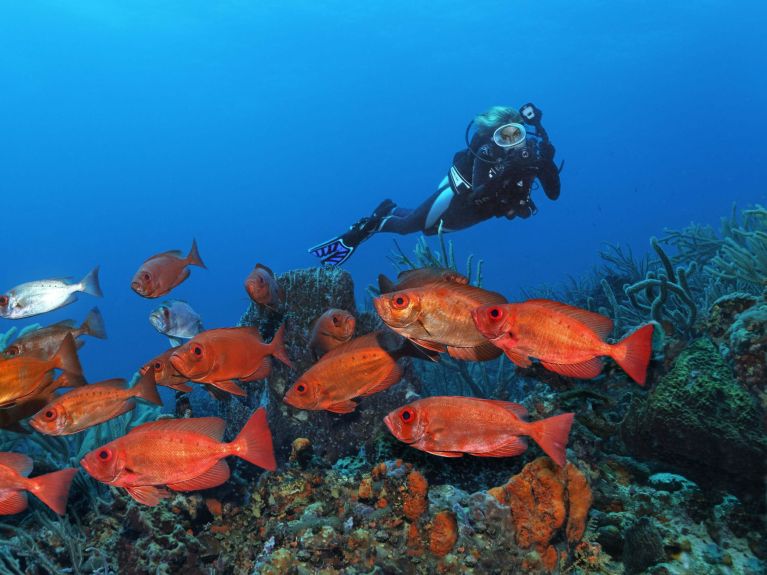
[473, 106, 524, 136]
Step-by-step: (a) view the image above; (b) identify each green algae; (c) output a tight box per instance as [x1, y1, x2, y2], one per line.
[622, 338, 767, 485]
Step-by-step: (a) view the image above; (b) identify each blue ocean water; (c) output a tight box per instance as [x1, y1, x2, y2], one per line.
[1, 1, 765, 382]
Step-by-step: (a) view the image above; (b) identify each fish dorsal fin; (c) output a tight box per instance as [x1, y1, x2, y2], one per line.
[483, 400, 529, 420]
[378, 274, 396, 294]
[526, 299, 613, 339]
[469, 437, 528, 458]
[167, 460, 230, 492]
[255, 263, 275, 278]
[396, 267, 469, 289]
[48, 320, 78, 330]
[447, 341, 502, 362]
[131, 417, 226, 441]
[96, 378, 128, 390]
[430, 282, 507, 306]
[159, 250, 184, 259]
[319, 332, 384, 362]
[0, 453, 33, 476]
[540, 358, 603, 380]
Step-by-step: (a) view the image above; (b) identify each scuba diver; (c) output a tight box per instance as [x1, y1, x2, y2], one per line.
[309, 103, 562, 266]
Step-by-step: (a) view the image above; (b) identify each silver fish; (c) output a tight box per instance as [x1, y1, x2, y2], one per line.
[0, 267, 102, 320]
[149, 300, 204, 346]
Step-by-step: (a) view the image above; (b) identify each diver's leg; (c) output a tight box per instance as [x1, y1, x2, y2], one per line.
[308, 178, 454, 266]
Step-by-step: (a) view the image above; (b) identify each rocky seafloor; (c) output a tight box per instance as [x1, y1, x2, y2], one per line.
[1, 226, 767, 574]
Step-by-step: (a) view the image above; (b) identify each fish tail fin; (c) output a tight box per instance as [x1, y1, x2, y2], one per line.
[79, 266, 103, 298]
[53, 334, 83, 376]
[525, 413, 574, 467]
[186, 239, 206, 269]
[611, 324, 654, 386]
[132, 373, 163, 406]
[231, 408, 276, 471]
[81, 307, 107, 340]
[27, 468, 78, 515]
[269, 324, 293, 369]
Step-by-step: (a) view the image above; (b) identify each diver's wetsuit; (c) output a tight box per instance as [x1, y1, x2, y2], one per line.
[379, 127, 560, 235]
[309, 106, 561, 266]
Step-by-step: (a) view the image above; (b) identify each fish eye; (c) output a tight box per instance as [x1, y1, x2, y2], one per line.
[153, 362, 162, 371]
[400, 408, 414, 423]
[43, 409, 57, 421]
[296, 384, 307, 394]
[5, 345, 18, 357]
[98, 449, 113, 461]
[332, 316, 340, 326]
[163, 307, 170, 318]
[488, 307, 503, 320]
[143, 273, 151, 281]
[193, 346, 203, 356]
[391, 294, 410, 310]
[0, 295, 8, 306]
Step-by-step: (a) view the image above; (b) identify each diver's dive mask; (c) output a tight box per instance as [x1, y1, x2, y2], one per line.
[492, 123, 526, 148]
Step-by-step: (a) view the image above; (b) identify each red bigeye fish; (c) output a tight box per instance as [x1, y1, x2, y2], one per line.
[0, 334, 82, 408]
[244, 264, 283, 310]
[384, 397, 574, 467]
[3, 307, 107, 360]
[131, 239, 206, 298]
[170, 325, 292, 397]
[285, 331, 430, 414]
[29, 374, 162, 436]
[308, 308, 356, 357]
[140, 349, 193, 393]
[0, 267, 102, 319]
[373, 275, 507, 361]
[472, 299, 654, 385]
[0, 372, 86, 433]
[80, 408, 276, 506]
[0, 453, 78, 515]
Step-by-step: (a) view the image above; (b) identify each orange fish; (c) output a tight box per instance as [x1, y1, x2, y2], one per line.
[384, 396, 574, 466]
[285, 331, 425, 414]
[0, 453, 78, 515]
[373, 275, 506, 361]
[0, 334, 82, 408]
[377, 267, 469, 294]
[170, 325, 292, 397]
[80, 408, 276, 506]
[0, 372, 86, 433]
[29, 374, 162, 436]
[140, 349, 193, 393]
[3, 307, 107, 359]
[244, 264, 283, 310]
[472, 299, 654, 385]
[308, 308, 356, 357]
[131, 239, 206, 298]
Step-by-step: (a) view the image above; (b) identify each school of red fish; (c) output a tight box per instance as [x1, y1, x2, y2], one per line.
[0, 241, 654, 513]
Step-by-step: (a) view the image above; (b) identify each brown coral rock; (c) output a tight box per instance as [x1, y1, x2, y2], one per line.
[402, 470, 429, 521]
[429, 511, 458, 557]
[489, 457, 592, 571]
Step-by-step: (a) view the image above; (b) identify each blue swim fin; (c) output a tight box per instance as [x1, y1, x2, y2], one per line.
[308, 237, 355, 266]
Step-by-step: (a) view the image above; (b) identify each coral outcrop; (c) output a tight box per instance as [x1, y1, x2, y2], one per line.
[621, 338, 767, 490]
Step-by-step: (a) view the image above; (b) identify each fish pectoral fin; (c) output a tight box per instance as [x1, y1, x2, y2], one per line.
[410, 338, 448, 354]
[424, 450, 464, 458]
[167, 460, 230, 492]
[208, 380, 247, 397]
[447, 342, 502, 362]
[469, 437, 528, 458]
[503, 349, 533, 368]
[416, 319, 432, 337]
[540, 358, 603, 380]
[325, 400, 358, 414]
[125, 485, 170, 507]
[0, 491, 28, 514]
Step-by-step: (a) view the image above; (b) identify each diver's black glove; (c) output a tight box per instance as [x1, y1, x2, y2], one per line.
[540, 140, 555, 162]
